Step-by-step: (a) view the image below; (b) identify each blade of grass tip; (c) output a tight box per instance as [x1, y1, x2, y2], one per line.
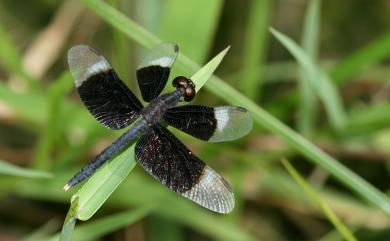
[191, 46, 230, 92]
[331, 32, 390, 84]
[281, 159, 358, 241]
[70, 145, 136, 220]
[270, 27, 346, 130]
[297, 0, 321, 136]
[240, 0, 271, 100]
[0, 160, 52, 178]
[48, 205, 154, 241]
[59, 197, 78, 241]
[82, 0, 390, 217]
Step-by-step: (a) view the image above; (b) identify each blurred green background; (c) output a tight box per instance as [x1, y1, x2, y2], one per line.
[1, 0, 390, 240]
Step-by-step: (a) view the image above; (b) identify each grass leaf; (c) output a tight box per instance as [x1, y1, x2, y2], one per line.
[191, 46, 230, 92]
[270, 27, 346, 130]
[159, 0, 223, 63]
[70, 145, 136, 220]
[331, 32, 390, 83]
[59, 197, 78, 241]
[240, 0, 271, 99]
[297, 0, 321, 135]
[282, 159, 358, 241]
[0, 160, 52, 178]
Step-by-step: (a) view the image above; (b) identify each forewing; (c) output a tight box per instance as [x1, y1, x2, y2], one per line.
[135, 124, 234, 213]
[136, 43, 178, 102]
[68, 45, 143, 130]
[163, 105, 252, 142]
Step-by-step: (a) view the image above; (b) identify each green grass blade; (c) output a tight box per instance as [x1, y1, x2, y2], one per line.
[345, 103, 390, 135]
[59, 197, 78, 241]
[0, 160, 52, 178]
[49, 205, 153, 241]
[191, 46, 230, 92]
[59, 217, 76, 241]
[82, 0, 390, 217]
[331, 32, 390, 83]
[70, 145, 136, 220]
[240, 0, 271, 100]
[301, 0, 320, 60]
[282, 159, 358, 241]
[297, 0, 321, 135]
[159, 0, 222, 63]
[270, 28, 346, 130]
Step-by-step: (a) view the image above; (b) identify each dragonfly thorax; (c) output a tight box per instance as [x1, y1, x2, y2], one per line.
[140, 90, 182, 127]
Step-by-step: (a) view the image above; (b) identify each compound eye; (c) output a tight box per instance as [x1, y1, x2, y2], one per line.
[184, 85, 195, 102]
[172, 76, 188, 88]
[172, 76, 196, 102]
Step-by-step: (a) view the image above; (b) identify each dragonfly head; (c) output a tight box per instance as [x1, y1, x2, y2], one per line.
[172, 76, 196, 102]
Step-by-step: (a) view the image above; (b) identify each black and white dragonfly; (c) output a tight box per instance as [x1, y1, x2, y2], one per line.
[64, 43, 252, 213]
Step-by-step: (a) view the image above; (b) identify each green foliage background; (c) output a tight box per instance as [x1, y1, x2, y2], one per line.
[1, 0, 390, 240]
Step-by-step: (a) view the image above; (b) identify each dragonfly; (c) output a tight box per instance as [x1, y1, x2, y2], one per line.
[64, 43, 252, 213]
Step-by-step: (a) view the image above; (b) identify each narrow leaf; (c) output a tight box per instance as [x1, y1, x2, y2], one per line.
[282, 159, 358, 241]
[159, 0, 223, 63]
[240, 0, 271, 99]
[297, 0, 321, 135]
[59, 197, 78, 241]
[270, 27, 346, 130]
[331, 32, 390, 83]
[191, 46, 230, 92]
[0, 160, 52, 178]
[71, 145, 136, 220]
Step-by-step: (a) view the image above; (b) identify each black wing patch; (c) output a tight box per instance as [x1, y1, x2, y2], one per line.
[68, 45, 143, 130]
[136, 43, 178, 102]
[135, 124, 234, 213]
[164, 105, 253, 142]
[163, 105, 216, 140]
